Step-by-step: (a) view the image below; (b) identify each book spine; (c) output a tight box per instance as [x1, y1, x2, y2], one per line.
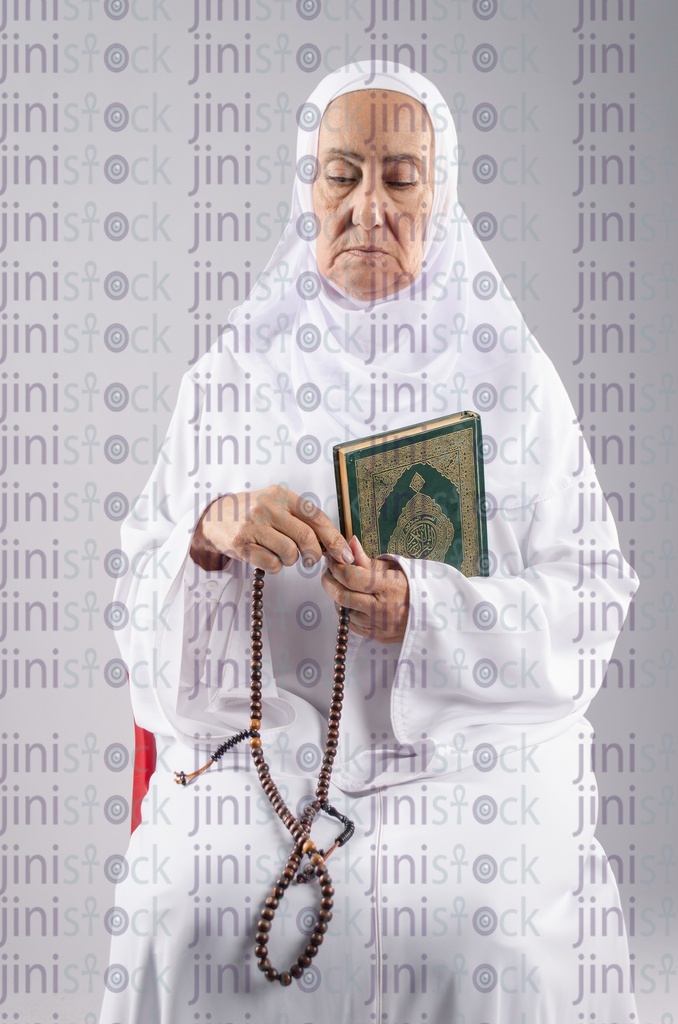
[473, 417, 490, 577]
[333, 449, 349, 539]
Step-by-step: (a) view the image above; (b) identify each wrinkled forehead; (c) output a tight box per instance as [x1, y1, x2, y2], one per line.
[319, 89, 433, 144]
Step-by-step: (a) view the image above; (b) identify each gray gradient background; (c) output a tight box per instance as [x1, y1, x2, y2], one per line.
[6, 1, 676, 1021]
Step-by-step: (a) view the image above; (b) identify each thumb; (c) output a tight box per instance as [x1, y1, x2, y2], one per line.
[349, 535, 372, 568]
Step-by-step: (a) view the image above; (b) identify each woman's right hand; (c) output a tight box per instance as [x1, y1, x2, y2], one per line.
[189, 484, 355, 573]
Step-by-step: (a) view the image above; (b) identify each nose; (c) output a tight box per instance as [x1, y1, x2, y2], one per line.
[351, 163, 385, 231]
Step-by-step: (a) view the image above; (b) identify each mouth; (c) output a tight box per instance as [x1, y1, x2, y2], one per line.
[345, 246, 389, 256]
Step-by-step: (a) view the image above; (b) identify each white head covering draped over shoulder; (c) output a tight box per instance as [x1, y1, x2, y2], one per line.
[113, 58, 635, 795]
[104, 63, 638, 1024]
[224, 62, 588, 507]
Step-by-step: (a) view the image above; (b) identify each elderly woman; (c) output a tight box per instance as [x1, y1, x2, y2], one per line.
[100, 64, 639, 1023]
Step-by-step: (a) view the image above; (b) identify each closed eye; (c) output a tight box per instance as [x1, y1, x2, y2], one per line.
[326, 177, 417, 188]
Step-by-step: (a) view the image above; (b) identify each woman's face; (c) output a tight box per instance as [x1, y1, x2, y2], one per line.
[312, 89, 434, 302]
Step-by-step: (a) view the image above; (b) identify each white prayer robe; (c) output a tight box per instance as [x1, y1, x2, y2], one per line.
[99, 340, 639, 1024]
[100, 60, 639, 1024]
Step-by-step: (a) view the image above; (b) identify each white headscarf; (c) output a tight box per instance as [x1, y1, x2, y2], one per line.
[225, 62, 588, 507]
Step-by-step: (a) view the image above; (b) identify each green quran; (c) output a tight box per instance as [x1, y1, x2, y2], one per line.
[333, 412, 489, 577]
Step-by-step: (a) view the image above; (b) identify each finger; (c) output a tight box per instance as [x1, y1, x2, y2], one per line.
[292, 494, 354, 564]
[350, 606, 393, 639]
[242, 494, 322, 566]
[230, 522, 300, 568]
[259, 491, 351, 566]
[276, 512, 326, 567]
[349, 535, 372, 569]
[348, 621, 371, 639]
[321, 568, 373, 615]
[346, 613, 379, 640]
[235, 542, 284, 574]
[324, 558, 388, 595]
[332, 603, 368, 638]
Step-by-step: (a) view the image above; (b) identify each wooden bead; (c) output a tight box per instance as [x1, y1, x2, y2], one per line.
[244, 569, 356, 977]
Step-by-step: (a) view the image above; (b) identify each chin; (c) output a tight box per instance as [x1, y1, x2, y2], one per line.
[326, 262, 401, 302]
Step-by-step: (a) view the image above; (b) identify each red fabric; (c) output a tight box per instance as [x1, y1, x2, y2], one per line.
[131, 723, 156, 832]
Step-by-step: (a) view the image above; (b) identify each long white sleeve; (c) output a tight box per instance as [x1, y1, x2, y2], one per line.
[389, 468, 637, 746]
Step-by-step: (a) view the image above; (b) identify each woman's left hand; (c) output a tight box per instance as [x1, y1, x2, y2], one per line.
[321, 536, 410, 643]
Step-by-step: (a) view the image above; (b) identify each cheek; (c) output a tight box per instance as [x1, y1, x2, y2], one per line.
[394, 213, 424, 257]
[313, 232, 329, 276]
[312, 217, 342, 277]
[312, 189, 343, 241]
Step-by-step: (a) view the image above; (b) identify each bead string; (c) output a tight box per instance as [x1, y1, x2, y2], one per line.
[174, 566, 354, 986]
[249, 567, 352, 984]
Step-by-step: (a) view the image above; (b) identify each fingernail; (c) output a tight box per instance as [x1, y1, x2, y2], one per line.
[342, 546, 354, 564]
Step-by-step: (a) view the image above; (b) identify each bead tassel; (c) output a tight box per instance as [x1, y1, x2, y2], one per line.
[173, 729, 254, 786]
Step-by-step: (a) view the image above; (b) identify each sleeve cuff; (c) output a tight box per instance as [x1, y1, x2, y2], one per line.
[183, 557, 235, 602]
